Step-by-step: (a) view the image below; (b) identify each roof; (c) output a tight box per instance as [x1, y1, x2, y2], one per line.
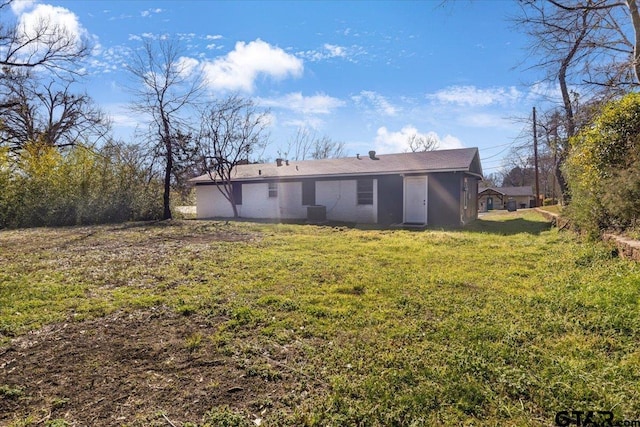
[191, 147, 482, 183]
[478, 186, 534, 197]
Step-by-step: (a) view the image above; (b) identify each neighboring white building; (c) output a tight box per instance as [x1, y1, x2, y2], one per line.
[478, 186, 535, 212]
[190, 148, 483, 227]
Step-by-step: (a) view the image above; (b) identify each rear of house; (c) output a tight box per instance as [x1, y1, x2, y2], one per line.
[191, 148, 483, 227]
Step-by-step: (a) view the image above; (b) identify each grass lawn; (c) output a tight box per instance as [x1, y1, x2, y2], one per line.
[1, 210, 640, 426]
[536, 205, 563, 215]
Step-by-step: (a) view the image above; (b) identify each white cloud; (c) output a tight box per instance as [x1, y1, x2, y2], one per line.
[298, 43, 365, 62]
[15, 4, 87, 62]
[202, 39, 303, 92]
[141, 8, 163, 17]
[429, 85, 521, 107]
[352, 90, 398, 116]
[11, 0, 35, 14]
[175, 56, 200, 78]
[206, 34, 223, 40]
[258, 92, 345, 115]
[324, 44, 346, 58]
[374, 125, 464, 154]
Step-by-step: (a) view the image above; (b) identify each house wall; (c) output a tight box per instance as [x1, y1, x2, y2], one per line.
[316, 179, 377, 223]
[427, 172, 462, 227]
[240, 181, 307, 219]
[196, 185, 234, 218]
[377, 175, 404, 225]
[196, 179, 378, 223]
[196, 182, 306, 219]
[461, 175, 479, 224]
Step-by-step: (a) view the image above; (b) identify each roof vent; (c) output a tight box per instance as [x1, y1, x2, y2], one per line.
[356, 153, 361, 160]
[285, 159, 290, 166]
[368, 150, 379, 160]
[276, 158, 283, 167]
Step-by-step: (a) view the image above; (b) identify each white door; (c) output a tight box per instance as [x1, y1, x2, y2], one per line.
[404, 176, 427, 224]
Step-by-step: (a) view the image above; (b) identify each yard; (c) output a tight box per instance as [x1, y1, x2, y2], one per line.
[1, 210, 639, 426]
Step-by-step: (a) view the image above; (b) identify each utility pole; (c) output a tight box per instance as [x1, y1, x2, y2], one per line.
[533, 107, 540, 207]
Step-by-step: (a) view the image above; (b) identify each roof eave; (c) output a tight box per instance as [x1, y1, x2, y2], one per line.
[192, 167, 475, 184]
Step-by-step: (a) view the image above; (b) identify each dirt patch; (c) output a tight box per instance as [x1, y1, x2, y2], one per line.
[0, 307, 319, 426]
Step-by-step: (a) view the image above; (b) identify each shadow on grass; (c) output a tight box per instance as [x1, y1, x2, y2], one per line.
[193, 212, 553, 236]
[464, 217, 552, 236]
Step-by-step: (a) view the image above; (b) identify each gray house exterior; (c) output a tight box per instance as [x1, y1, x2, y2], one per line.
[191, 148, 483, 227]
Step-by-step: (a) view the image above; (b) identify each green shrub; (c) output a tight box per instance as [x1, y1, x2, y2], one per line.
[565, 93, 640, 237]
[0, 142, 163, 228]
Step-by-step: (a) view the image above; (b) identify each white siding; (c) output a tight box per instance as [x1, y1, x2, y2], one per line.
[240, 181, 306, 219]
[196, 185, 235, 218]
[196, 179, 378, 224]
[316, 179, 377, 223]
[196, 182, 306, 220]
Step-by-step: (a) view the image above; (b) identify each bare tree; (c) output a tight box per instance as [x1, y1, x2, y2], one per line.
[542, 0, 640, 84]
[198, 96, 269, 218]
[126, 38, 202, 220]
[0, 72, 110, 151]
[513, 0, 637, 201]
[0, 1, 88, 75]
[406, 133, 438, 152]
[311, 135, 345, 159]
[480, 172, 502, 188]
[281, 127, 346, 160]
[0, 0, 90, 112]
[281, 127, 314, 161]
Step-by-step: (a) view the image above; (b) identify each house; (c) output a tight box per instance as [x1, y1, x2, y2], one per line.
[478, 186, 535, 212]
[190, 147, 483, 227]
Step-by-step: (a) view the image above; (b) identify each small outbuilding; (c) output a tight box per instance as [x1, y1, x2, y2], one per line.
[190, 147, 483, 227]
[478, 186, 535, 212]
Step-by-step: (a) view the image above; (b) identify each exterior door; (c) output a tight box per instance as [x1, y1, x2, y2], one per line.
[487, 197, 493, 210]
[404, 177, 427, 224]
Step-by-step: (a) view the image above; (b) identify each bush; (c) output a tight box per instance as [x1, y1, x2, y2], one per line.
[565, 93, 640, 237]
[0, 142, 163, 228]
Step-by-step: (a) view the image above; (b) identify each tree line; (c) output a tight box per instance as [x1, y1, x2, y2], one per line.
[0, 2, 346, 228]
[510, 0, 640, 236]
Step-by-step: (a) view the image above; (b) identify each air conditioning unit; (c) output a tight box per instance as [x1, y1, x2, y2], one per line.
[307, 205, 327, 223]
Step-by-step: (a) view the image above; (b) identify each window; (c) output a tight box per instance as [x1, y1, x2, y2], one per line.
[357, 179, 374, 205]
[463, 178, 469, 209]
[232, 184, 242, 205]
[302, 180, 315, 205]
[268, 182, 278, 198]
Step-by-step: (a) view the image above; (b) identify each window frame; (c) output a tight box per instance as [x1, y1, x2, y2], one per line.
[268, 182, 278, 198]
[357, 178, 374, 205]
[232, 183, 242, 205]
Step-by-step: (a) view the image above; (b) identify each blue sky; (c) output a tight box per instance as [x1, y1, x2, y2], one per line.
[8, 0, 554, 175]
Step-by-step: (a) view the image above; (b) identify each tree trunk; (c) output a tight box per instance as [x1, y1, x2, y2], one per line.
[163, 137, 172, 220]
[627, 0, 640, 84]
[231, 201, 238, 218]
[161, 111, 173, 220]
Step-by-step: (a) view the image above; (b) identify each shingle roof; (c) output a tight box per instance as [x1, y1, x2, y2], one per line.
[478, 186, 534, 197]
[191, 147, 482, 183]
